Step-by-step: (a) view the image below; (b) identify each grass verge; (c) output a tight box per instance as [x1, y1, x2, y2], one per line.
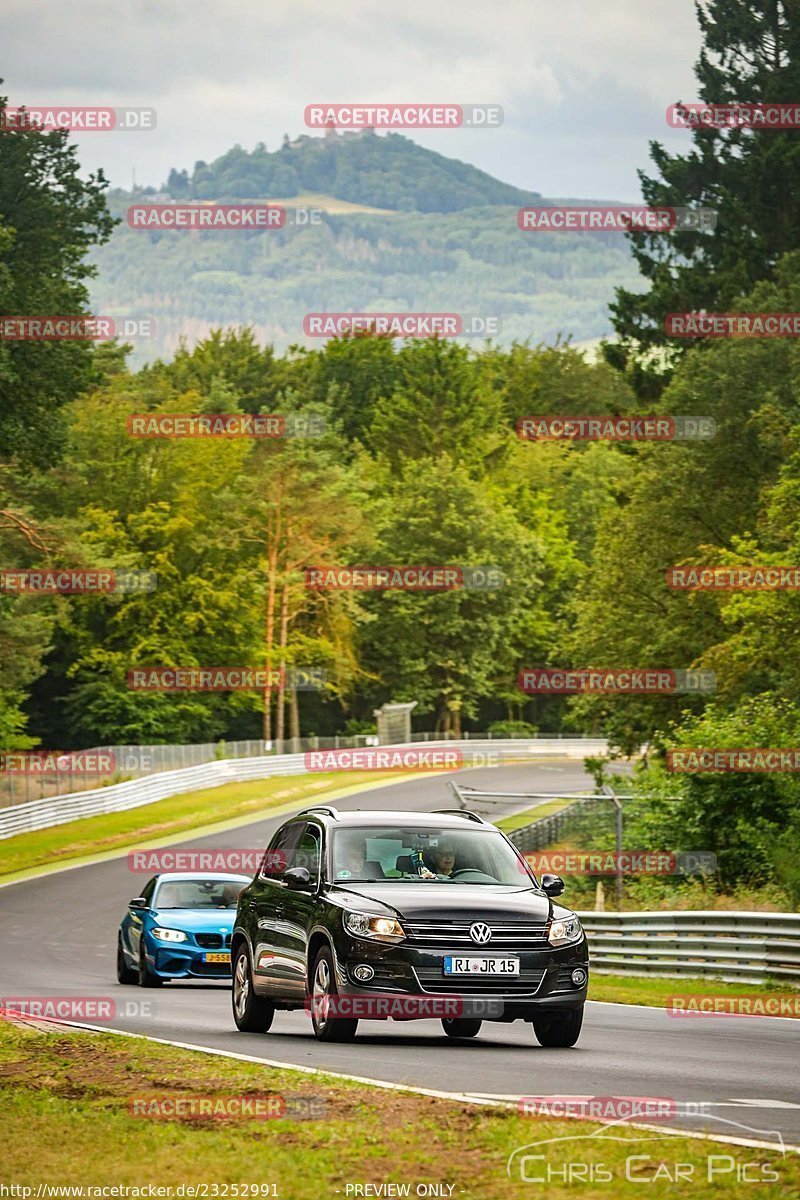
[0, 770, 408, 881]
[495, 796, 581, 833]
[0, 1019, 794, 1197]
[588, 973, 799, 1013]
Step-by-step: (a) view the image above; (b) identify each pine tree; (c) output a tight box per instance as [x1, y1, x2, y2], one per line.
[609, 1, 800, 373]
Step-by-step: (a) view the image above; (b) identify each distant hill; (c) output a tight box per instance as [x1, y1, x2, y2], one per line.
[92, 135, 642, 363]
[163, 130, 543, 213]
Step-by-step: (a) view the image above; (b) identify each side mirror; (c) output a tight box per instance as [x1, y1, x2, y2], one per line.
[284, 866, 312, 890]
[129, 897, 148, 909]
[540, 873, 565, 897]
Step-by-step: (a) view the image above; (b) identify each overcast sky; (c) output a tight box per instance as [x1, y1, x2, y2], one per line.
[4, 0, 703, 199]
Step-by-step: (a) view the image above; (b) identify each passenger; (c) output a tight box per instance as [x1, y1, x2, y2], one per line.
[336, 841, 385, 879]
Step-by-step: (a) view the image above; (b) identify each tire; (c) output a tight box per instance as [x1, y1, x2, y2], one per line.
[441, 1018, 482, 1039]
[532, 1006, 584, 1048]
[117, 935, 137, 984]
[138, 941, 164, 988]
[232, 943, 275, 1032]
[309, 946, 358, 1043]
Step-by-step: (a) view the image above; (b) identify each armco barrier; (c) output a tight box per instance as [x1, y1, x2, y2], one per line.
[508, 796, 603, 853]
[579, 910, 800, 985]
[0, 738, 607, 840]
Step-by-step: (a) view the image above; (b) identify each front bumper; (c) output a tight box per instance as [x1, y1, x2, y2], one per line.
[147, 941, 232, 979]
[333, 933, 589, 1019]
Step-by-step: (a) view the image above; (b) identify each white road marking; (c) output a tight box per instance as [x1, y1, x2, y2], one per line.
[470, 1093, 800, 1110]
[23, 1015, 800, 1154]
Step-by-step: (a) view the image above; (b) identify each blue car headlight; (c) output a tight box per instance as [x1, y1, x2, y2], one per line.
[151, 927, 188, 943]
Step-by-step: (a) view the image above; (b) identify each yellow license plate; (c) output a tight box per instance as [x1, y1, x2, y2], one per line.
[204, 952, 230, 963]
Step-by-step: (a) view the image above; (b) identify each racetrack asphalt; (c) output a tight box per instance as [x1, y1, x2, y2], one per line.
[1, 759, 797, 1150]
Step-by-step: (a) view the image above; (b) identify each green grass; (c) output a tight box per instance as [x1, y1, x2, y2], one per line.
[588, 972, 799, 1012]
[0, 1019, 794, 1197]
[495, 796, 582, 833]
[0, 769, 406, 880]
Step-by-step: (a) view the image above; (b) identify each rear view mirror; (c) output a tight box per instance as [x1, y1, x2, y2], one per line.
[540, 874, 565, 897]
[128, 897, 147, 909]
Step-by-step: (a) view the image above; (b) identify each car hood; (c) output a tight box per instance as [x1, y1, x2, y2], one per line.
[328, 883, 556, 922]
[150, 908, 237, 932]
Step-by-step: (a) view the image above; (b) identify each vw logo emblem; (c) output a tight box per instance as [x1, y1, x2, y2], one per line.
[469, 922, 492, 945]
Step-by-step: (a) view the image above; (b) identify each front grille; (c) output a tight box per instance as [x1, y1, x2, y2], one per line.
[195, 933, 232, 948]
[405, 920, 549, 949]
[414, 966, 546, 996]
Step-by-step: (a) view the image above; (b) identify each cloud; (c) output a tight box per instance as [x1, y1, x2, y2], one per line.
[1, 0, 701, 197]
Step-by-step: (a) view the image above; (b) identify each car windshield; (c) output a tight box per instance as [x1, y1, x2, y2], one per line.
[153, 878, 246, 909]
[331, 826, 532, 885]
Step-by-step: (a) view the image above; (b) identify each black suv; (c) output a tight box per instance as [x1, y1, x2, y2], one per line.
[231, 807, 588, 1046]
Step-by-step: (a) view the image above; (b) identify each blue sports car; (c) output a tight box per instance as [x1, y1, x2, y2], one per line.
[117, 872, 251, 986]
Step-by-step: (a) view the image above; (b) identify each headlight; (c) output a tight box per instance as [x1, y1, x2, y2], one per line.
[548, 915, 583, 947]
[344, 911, 405, 942]
[151, 928, 188, 943]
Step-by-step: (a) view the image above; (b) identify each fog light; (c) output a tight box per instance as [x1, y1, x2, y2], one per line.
[353, 964, 374, 982]
[571, 968, 588, 987]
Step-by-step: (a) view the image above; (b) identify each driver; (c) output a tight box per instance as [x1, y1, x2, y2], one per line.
[422, 840, 456, 877]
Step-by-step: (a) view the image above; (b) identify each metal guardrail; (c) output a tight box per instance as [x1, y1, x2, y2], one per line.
[578, 910, 800, 985]
[506, 796, 603, 853]
[0, 731, 602, 807]
[0, 738, 608, 840]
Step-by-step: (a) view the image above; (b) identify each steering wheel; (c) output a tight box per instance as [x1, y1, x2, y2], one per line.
[449, 868, 498, 882]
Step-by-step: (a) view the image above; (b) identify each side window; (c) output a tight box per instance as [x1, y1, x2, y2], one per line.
[260, 822, 305, 879]
[141, 877, 157, 905]
[296, 825, 322, 886]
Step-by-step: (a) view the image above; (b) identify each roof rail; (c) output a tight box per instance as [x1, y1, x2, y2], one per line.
[431, 808, 485, 824]
[300, 805, 339, 819]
